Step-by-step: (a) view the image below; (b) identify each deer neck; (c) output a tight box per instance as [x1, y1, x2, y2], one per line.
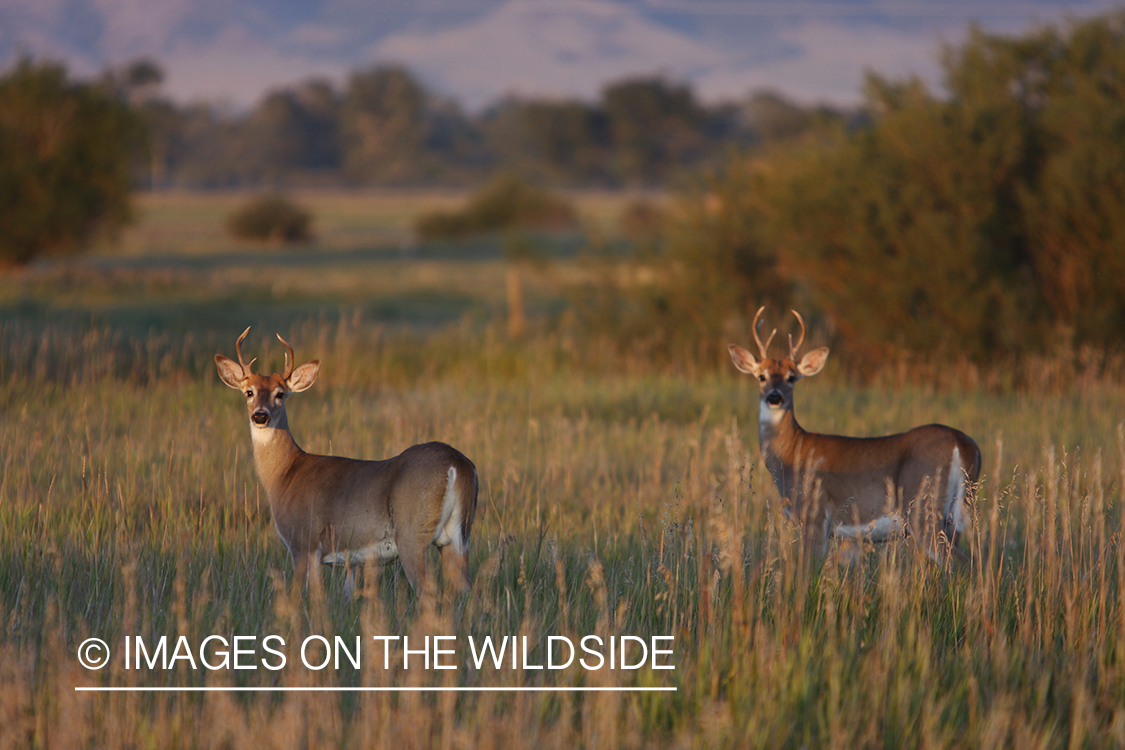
[758, 400, 806, 466]
[249, 414, 304, 498]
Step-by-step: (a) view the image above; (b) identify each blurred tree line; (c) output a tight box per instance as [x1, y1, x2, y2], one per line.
[131, 66, 836, 189]
[613, 12, 1125, 367]
[0, 55, 831, 265]
[3, 10, 1123, 369]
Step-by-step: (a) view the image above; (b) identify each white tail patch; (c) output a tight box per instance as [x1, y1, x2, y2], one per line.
[432, 466, 465, 554]
[945, 446, 967, 534]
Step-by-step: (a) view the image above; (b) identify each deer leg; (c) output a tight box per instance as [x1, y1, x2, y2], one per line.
[440, 545, 472, 593]
[804, 516, 830, 560]
[905, 477, 958, 564]
[829, 535, 863, 566]
[396, 539, 428, 594]
[793, 487, 830, 561]
[291, 549, 326, 600]
[343, 566, 358, 599]
[293, 552, 310, 586]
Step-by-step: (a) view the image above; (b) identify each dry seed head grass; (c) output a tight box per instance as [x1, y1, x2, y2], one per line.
[1, 320, 1124, 748]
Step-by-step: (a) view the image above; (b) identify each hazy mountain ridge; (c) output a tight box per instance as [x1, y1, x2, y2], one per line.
[3, 0, 1113, 111]
[1, 0, 976, 109]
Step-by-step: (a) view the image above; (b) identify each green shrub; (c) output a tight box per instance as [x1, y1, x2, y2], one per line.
[617, 198, 667, 256]
[226, 195, 312, 244]
[414, 174, 577, 240]
[589, 13, 1125, 365]
[0, 59, 145, 267]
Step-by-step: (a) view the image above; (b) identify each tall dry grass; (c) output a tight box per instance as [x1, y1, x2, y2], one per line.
[1, 319, 1123, 748]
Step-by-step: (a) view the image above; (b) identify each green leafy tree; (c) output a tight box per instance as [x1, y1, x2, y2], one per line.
[482, 98, 610, 184]
[741, 90, 819, 143]
[797, 15, 1125, 356]
[102, 58, 182, 189]
[767, 75, 1041, 358]
[0, 59, 145, 266]
[948, 19, 1125, 344]
[239, 81, 342, 184]
[651, 12, 1125, 364]
[602, 77, 708, 185]
[338, 65, 482, 185]
[340, 66, 431, 183]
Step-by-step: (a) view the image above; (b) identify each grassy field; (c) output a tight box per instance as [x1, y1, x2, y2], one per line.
[2, 191, 1124, 748]
[100, 189, 655, 257]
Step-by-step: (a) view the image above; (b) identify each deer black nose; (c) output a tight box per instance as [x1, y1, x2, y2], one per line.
[251, 410, 270, 425]
[766, 392, 784, 407]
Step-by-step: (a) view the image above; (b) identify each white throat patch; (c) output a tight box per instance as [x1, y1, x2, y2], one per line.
[760, 399, 786, 426]
[250, 425, 276, 446]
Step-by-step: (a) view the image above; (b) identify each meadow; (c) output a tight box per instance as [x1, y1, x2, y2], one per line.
[1, 191, 1124, 749]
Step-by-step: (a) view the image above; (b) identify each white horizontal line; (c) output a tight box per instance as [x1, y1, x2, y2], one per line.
[75, 686, 677, 693]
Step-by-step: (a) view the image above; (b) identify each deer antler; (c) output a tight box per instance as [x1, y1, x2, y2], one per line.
[788, 310, 807, 362]
[276, 333, 295, 380]
[235, 326, 257, 376]
[752, 306, 777, 360]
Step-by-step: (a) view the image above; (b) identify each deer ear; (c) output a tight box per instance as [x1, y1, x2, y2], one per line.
[797, 347, 830, 377]
[287, 360, 320, 393]
[728, 344, 763, 376]
[215, 355, 246, 389]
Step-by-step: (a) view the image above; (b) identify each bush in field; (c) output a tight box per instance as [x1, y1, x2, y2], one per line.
[618, 198, 666, 248]
[573, 166, 794, 365]
[0, 59, 145, 267]
[414, 174, 578, 240]
[226, 195, 312, 244]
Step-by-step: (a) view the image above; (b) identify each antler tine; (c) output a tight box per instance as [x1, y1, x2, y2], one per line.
[276, 333, 295, 380]
[788, 310, 807, 361]
[751, 306, 777, 359]
[234, 326, 257, 375]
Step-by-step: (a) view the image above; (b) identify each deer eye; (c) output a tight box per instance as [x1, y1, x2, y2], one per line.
[275, 392, 284, 400]
[758, 375, 766, 382]
[244, 389, 253, 398]
[787, 374, 798, 383]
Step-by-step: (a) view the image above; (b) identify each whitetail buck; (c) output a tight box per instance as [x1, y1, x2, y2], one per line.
[215, 327, 477, 593]
[729, 307, 980, 559]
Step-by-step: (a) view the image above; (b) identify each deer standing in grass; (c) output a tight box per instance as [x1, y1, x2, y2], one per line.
[215, 327, 477, 594]
[729, 307, 980, 560]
